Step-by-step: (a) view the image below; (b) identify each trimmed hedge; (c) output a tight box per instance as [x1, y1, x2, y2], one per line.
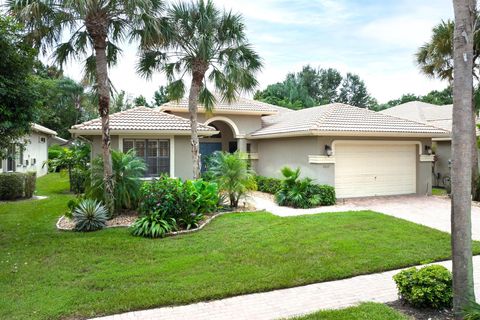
[311, 184, 336, 206]
[0, 172, 36, 200]
[255, 176, 282, 194]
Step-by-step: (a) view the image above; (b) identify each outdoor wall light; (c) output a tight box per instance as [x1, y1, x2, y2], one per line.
[425, 145, 433, 155]
[325, 145, 333, 156]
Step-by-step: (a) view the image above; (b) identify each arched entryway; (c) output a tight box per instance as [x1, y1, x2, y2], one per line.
[200, 118, 239, 171]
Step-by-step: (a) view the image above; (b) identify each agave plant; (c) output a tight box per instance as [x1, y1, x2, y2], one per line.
[73, 199, 108, 232]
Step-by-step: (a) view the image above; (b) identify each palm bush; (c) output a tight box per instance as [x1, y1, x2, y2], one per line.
[73, 199, 108, 232]
[131, 210, 177, 238]
[275, 167, 336, 208]
[208, 151, 256, 208]
[88, 149, 146, 215]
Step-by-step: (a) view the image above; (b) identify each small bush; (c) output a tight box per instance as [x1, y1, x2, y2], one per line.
[24, 172, 36, 198]
[131, 210, 177, 238]
[274, 167, 336, 208]
[73, 199, 108, 232]
[0, 172, 35, 200]
[139, 176, 218, 231]
[70, 168, 87, 194]
[256, 176, 282, 194]
[65, 195, 86, 219]
[393, 265, 452, 309]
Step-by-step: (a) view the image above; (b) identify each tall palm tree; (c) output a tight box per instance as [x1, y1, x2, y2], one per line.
[8, 0, 163, 214]
[451, 1, 477, 317]
[137, 0, 263, 179]
[416, 18, 480, 200]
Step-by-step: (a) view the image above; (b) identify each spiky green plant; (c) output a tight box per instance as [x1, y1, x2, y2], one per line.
[207, 151, 256, 208]
[88, 149, 146, 214]
[73, 199, 108, 232]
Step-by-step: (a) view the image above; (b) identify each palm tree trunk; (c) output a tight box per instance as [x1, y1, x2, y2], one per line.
[88, 23, 114, 216]
[188, 65, 207, 179]
[471, 107, 479, 200]
[451, 0, 476, 317]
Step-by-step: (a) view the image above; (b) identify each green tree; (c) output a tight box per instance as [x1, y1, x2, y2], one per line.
[0, 16, 37, 157]
[338, 73, 377, 108]
[133, 95, 150, 107]
[110, 90, 133, 114]
[138, 0, 262, 179]
[9, 0, 163, 214]
[317, 68, 343, 104]
[153, 86, 169, 106]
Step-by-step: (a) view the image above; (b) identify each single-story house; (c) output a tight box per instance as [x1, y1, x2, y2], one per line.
[380, 101, 473, 188]
[71, 98, 448, 198]
[1, 123, 58, 177]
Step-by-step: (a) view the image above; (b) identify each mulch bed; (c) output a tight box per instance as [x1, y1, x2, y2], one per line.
[387, 300, 453, 320]
[57, 210, 139, 230]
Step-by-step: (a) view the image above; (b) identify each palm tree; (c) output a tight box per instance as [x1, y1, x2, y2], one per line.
[416, 18, 480, 200]
[137, 0, 263, 179]
[8, 0, 163, 214]
[451, 0, 476, 317]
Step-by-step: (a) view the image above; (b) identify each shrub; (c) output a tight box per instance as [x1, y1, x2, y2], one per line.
[73, 199, 108, 232]
[65, 195, 86, 219]
[0, 173, 24, 200]
[88, 149, 146, 214]
[0, 172, 37, 200]
[256, 175, 282, 194]
[139, 176, 218, 231]
[310, 184, 336, 206]
[131, 210, 177, 238]
[24, 172, 36, 198]
[275, 167, 336, 208]
[393, 265, 452, 309]
[70, 168, 87, 194]
[207, 151, 256, 207]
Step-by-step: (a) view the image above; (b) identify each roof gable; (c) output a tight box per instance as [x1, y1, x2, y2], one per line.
[70, 107, 215, 133]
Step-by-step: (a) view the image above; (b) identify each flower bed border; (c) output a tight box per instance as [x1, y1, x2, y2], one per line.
[56, 209, 262, 236]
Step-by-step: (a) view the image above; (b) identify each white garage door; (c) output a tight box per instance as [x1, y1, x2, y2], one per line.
[335, 142, 416, 198]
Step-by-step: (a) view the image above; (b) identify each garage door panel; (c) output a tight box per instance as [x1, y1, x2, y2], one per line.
[335, 143, 416, 198]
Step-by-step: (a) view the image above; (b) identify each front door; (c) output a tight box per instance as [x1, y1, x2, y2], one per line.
[200, 142, 222, 172]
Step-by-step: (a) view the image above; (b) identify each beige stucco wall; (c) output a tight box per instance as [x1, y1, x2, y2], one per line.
[91, 135, 120, 158]
[1, 131, 50, 177]
[200, 120, 236, 151]
[432, 140, 451, 187]
[174, 136, 194, 180]
[256, 136, 433, 196]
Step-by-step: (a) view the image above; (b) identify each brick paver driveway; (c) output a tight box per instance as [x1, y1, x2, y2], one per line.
[252, 193, 480, 240]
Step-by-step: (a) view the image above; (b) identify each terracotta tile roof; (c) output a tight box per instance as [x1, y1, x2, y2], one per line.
[71, 107, 215, 132]
[250, 103, 449, 137]
[160, 96, 282, 115]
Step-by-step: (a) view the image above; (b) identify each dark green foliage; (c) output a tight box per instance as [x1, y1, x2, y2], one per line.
[138, 176, 219, 232]
[73, 199, 108, 232]
[0, 17, 38, 156]
[207, 151, 257, 207]
[131, 210, 177, 238]
[374, 87, 453, 111]
[70, 168, 88, 194]
[255, 175, 282, 194]
[0, 173, 25, 200]
[24, 172, 37, 199]
[275, 167, 336, 208]
[254, 65, 376, 109]
[65, 195, 85, 219]
[310, 184, 336, 206]
[463, 302, 480, 320]
[88, 149, 146, 213]
[393, 265, 452, 309]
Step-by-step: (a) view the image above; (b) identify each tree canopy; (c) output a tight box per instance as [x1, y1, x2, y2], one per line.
[0, 16, 38, 156]
[254, 65, 376, 109]
[374, 87, 453, 111]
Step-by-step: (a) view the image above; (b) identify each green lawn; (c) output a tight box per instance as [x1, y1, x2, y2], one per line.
[432, 187, 447, 196]
[1, 174, 477, 320]
[290, 303, 407, 320]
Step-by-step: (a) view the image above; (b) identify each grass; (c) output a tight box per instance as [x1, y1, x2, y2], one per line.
[432, 188, 447, 196]
[1, 173, 478, 319]
[289, 303, 407, 320]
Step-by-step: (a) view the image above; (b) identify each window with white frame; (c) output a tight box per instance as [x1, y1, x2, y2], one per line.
[123, 139, 170, 177]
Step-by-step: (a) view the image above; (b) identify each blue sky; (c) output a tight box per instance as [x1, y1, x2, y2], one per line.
[57, 0, 454, 103]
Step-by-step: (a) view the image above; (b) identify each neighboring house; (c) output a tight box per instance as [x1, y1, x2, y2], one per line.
[71, 98, 447, 198]
[48, 135, 68, 147]
[1, 124, 58, 177]
[380, 101, 467, 188]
